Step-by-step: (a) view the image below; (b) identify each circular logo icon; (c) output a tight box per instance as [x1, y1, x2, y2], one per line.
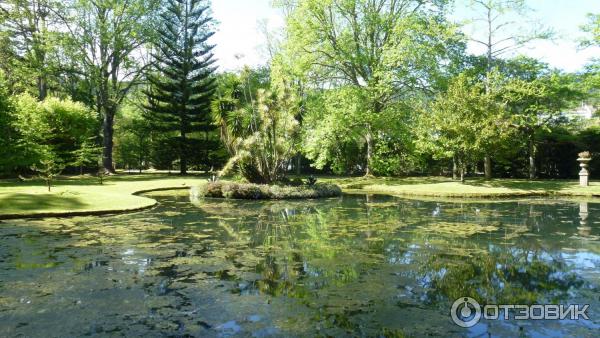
[451, 297, 482, 328]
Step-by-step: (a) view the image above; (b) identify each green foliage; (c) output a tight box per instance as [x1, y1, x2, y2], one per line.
[499, 71, 581, 145]
[10, 93, 98, 173]
[219, 88, 300, 183]
[66, 0, 162, 172]
[580, 13, 600, 48]
[197, 181, 342, 199]
[144, 0, 217, 174]
[417, 74, 504, 179]
[31, 155, 65, 192]
[301, 87, 366, 173]
[211, 68, 272, 154]
[0, 0, 597, 181]
[580, 61, 600, 112]
[0, 72, 19, 175]
[71, 140, 103, 175]
[280, 0, 463, 176]
[213, 68, 300, 183]
[500, 72, 580, 124]
[114, 103, 152, 172]
[0, 0, 67, 99]
[150, 136, 180, 171]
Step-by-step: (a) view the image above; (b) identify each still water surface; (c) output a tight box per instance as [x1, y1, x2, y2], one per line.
[1, 191, 599, 337]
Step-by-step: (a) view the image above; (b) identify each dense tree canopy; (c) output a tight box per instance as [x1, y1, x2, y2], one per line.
[417, 73, 504, 180]
[279, 0, 464, 176]
[0, 0, 597, 180]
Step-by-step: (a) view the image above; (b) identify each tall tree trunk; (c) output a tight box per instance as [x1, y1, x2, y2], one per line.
[528, 135, 536, 179]
[482, 6, 493, 181]
[296, 154, 301, 175]
[204, 131, 209, 169]
[484, 156, 492, 179]
[452, 155, 458, 180]
[37, 76, 47, 100]
[180, 132, 187, 175]
[365, 128, 373, 176]
[102, 109, 115, 173]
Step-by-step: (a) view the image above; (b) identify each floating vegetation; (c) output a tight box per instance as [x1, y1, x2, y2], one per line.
[499, 224, 530, 241]
[0, 193, 599, 337]
[365, 201, 399, 208]
[415, 221, 500, 236]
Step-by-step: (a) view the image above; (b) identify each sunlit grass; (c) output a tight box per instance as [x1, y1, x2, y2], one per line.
[0, 173, 209, 218]
[321, 176, 600, 198]
[1, 173, 599, 218]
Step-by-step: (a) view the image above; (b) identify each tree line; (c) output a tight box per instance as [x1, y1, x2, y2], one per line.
[0, 0, 598, 182]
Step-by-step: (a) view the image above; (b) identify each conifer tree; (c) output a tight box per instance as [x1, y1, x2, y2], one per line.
[145, 0, 217, 174]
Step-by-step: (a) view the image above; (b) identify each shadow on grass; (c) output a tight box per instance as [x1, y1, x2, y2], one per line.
[461, 179, 577, 191]
[0, 173, 210, 188]
[107, 172, 209, 182]
[319, 175, 450, 188]
[0, 193, 88, 213]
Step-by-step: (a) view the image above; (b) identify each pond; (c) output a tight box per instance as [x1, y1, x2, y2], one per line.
[1, 191, 599, 337]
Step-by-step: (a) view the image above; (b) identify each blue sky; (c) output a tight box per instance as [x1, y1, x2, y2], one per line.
[211, 0, 599, 72]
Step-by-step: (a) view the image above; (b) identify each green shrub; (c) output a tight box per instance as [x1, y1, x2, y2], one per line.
[199, 180, 226, 197]
[10, 94, 98, 172]
[0, 73, 19, 175]
[221, 182, 270, 199]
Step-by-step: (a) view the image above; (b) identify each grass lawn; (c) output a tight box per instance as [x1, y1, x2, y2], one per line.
[322, 176, 600, 198]
[0, 173, 209, 219]
[1, 174, 599, 219]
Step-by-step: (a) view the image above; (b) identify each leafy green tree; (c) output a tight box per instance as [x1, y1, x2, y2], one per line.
[31, 153, 64, 192]
[10, 93, 52, 167]
[301, 87, 373, 175]
[279, 0, 462, 176]
[464, 0, 554, 178]
[0, 0, 67, 99]
[144, 0, 217, 175]
[41, 96, 99, 164]
[61, 0, 161, 173]
[0, 71, 20, 175]
[499, 72, 580, 178]
[580, 63, 600, 116]
[11, 93, 98, 171]
[71, 140, 102, 175]
[0, 22, 29, 94]
[580, 13, 599, 48]
[579, 13, 599, 115]
[417, 74, 503, 181]
[114, 104, 151, 172]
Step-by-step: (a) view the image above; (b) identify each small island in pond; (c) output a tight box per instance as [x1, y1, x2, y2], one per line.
[193, 180, 342, 200]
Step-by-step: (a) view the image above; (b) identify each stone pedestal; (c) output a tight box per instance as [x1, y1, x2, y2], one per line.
[578, 158, 591, 187]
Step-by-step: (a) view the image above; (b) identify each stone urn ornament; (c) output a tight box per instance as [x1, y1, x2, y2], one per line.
[577, 151, 592, 187]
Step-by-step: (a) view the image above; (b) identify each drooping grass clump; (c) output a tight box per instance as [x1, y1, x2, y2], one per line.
[195, 181, 342, 200]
